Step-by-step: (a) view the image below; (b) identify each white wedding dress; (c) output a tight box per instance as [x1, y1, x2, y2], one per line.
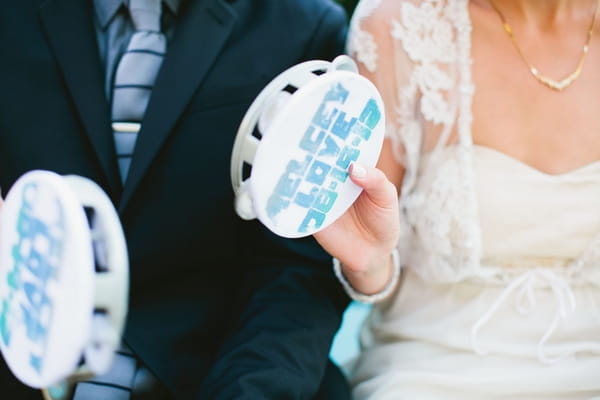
[344, 1, 600, 398]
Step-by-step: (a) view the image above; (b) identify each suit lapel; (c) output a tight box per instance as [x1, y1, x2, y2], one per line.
[119, 0, 237, 211]
[39, 0, 121, 196]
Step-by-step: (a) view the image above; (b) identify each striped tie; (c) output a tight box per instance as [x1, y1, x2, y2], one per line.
[65, 343, 168, 400]
[112, 0, 166, 182]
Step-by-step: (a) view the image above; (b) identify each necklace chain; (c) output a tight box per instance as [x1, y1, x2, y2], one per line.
[488, 0, 599, 91]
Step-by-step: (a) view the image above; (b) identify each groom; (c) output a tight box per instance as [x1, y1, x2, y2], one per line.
[0, 0, 351, 398]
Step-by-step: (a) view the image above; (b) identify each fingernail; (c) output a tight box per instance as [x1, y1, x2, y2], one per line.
[351, 163, 367, 179]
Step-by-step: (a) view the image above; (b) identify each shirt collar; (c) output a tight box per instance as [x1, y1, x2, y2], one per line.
[93, 0, 181, 30]
[93, 0, 124, 30]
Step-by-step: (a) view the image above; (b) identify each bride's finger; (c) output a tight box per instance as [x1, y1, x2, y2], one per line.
[349, 163, 398, 209]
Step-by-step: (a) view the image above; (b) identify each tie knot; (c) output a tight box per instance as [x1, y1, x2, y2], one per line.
[129, 0, 162, 32]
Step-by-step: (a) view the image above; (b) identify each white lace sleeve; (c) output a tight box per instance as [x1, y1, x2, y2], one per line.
[346, 0, 382, 74]
[346, 1, 484, 284]
[347, 0, 424, 192]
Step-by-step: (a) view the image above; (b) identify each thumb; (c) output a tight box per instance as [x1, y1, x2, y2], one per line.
[349, 163, 398, 209]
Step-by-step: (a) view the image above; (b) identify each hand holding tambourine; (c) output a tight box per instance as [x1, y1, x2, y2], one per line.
[230, 55, 400, 292]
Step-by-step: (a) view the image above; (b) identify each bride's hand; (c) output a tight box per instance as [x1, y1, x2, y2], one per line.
[314, 163, 400, 294]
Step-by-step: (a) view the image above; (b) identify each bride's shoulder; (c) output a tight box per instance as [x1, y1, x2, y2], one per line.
[352, 0, 454, 21]
[351, 0, 459, 40]
[351, 0, 400, 25]
[349, 0, 459, 68]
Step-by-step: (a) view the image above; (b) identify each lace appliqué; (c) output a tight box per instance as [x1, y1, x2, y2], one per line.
[347, 0, 382, 72]
[392, 0, 456, 126]
[349, 0, 600, 287]
[391, 0, 481, 283]
[400, 146, 481, 283]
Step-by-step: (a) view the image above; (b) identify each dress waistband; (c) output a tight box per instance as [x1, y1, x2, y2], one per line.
[481, 256, 574, 269]
[471, 268, 578, 364]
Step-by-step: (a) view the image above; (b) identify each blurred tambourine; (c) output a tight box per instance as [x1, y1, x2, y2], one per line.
[0, 170, 128, 390]
[231, 55, 386, 238]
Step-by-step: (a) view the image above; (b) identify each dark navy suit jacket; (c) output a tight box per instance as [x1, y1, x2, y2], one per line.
[0, 0, 350, 398]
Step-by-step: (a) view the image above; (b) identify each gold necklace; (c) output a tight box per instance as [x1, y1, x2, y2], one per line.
[488, 0, 599, 91]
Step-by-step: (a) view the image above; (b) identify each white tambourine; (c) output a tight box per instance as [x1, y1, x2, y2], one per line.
[231, 55, 385, 238]
[0, 170, 128, 389]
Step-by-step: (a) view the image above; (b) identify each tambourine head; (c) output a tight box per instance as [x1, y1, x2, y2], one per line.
[232, 55, 386, 238]
[0, 171, 95, 388]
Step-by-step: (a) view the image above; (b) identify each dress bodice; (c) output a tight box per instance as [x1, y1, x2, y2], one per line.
[474, 145, 600, 265]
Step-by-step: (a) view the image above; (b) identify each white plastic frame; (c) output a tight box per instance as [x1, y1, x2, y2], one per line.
[230, 55, 385, 237]
[0, 171, 128, 389]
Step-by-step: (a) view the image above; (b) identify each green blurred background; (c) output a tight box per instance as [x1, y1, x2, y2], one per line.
[335, 0, 359, 16]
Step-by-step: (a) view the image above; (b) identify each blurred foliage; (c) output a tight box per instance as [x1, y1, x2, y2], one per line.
[335, 0, 359, 16]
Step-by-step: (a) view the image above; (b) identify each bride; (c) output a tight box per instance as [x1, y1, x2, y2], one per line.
[316, 0, 600, 398]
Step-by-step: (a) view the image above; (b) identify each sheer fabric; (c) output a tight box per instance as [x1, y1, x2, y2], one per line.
[348, 0, 600, 286]
[347, 145, 600, 398]
[346, 0, 600, 398]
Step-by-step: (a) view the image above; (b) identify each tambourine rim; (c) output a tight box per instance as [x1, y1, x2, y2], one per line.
[63, 174, 129, 376]
[230, 59, 332, 195]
